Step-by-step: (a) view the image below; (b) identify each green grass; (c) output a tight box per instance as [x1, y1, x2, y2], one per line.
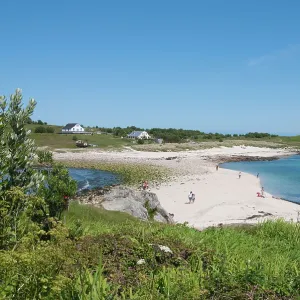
[62, 203, 300, 299]
[27, 124, 131, 149]
[26, 124, 300, 151]
[2, 202, 300, 299]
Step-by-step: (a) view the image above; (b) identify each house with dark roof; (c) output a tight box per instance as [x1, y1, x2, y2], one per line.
[61, 123, 85, 133]
[127, 131, 150, 139]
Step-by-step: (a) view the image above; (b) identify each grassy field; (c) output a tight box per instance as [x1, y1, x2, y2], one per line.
[27, 124, 131, 149]
[2, 202, 300, 299]
[27, 124, 300, 151]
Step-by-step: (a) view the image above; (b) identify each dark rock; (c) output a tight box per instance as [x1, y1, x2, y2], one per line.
[166, 156, 178, 160]
[216, 155, 281, 164]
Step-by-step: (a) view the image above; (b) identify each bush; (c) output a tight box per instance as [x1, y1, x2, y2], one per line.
[34, 126, 54, 133]
[137, 139, 144, 144]
[45, 126, 55, 133]
[72, 135, 78, 141]
[34, 126, 46, 133]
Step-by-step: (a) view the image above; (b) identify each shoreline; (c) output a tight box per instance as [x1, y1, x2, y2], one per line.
[54, 146, 300, 229]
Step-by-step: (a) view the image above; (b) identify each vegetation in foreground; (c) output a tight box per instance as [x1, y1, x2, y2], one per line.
[1, 202, 300, 299]
[1, 89, 300, 299]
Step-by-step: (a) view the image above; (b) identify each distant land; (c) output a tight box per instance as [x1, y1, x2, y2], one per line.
[27, 119, 300, 151]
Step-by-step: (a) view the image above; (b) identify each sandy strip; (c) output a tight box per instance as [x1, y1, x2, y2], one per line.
[54, 146, 300, 228]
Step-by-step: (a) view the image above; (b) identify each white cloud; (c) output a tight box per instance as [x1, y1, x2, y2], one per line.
[248, 44, 300, 67]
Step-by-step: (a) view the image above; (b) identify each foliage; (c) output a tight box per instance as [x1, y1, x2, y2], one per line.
[137, 138, 145, 144]
[34, 126, 55, 133]
[26, 117, 47, 125]
[0, 187, 46, 249]
[36, 150, 54, 166]
[144, 200, 157, 221]
[99, 125, 279, 143]
[0, 90, 76, 252]
[72, 135, 78, 141]
[1, 202, 300, 299]
[0, 89, 44, 193]
[38, 164, 77, 219]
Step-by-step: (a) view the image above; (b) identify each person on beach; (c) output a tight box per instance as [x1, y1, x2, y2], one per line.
[142, 180, 149, 190]
[261, 186, 264, 197]
[216, 164, 219, 171]
[192, 193, 195, 203]
[239, 172, 241, 179]
[257, 173, 259, 178]
[188, 191, 193, 204]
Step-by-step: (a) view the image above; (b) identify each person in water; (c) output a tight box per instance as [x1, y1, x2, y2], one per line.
[257, 173, 259, 178]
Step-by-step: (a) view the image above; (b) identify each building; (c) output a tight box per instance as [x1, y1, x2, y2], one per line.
[127, 131, 151, 139]
[61, 123, 85, 134]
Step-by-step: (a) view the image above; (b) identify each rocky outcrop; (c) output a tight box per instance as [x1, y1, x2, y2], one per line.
[74, 186, 173, 224]
[213, 155, 281, 164]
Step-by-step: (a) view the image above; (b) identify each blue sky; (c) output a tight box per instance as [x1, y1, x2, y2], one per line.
[1, 0, 299, 134]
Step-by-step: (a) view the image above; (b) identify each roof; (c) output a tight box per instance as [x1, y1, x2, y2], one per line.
[62, 123, 80, 130]
[127, 131, 145, 137]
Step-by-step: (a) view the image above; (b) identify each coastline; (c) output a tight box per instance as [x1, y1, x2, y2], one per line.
[54, 146, 300, 229]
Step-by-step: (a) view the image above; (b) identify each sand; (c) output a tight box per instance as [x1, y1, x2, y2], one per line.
[54, 146, 300, 228]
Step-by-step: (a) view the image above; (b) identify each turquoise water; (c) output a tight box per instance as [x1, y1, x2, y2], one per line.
[221, 155, 300, 204]
[68, 168, 121, 191]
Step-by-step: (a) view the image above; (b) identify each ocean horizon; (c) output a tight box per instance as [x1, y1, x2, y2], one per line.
[221, 155, 300, 204]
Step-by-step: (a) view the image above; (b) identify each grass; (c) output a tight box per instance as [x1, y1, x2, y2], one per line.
[27, 124, 300, 151]
[62, 203, 300, 299]
[27, 124, 131, 149]
[2, 202, 300, 299]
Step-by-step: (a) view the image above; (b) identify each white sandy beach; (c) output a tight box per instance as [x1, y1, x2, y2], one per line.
[54, 146, 300, 228]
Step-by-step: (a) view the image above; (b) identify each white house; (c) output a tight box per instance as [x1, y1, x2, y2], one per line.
[61, 123, 85, 133]
[127, 131, 151, 139]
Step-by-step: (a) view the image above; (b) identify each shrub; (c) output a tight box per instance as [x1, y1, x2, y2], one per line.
[34, 126, 54, 133]
[36, 150, 53, 165]
[45, 126, 55, 133]
[34, 126, 46, 133]
[72, 135, 78, 141]
[137, 139, 145, 144]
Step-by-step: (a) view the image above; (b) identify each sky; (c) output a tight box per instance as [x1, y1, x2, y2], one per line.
[1, 1, 300, 135]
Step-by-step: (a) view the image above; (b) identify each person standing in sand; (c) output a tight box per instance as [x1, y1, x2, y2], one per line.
[216, 164, 219, 171]
[239, 172, 241, 179]
[188, 191, 193, 204]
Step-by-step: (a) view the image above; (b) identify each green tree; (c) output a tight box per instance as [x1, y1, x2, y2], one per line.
[0, 89, 43, 193]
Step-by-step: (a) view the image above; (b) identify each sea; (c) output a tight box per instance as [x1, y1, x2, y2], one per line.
[68, 168, 121, 191]
[221, 155, 300, 204]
